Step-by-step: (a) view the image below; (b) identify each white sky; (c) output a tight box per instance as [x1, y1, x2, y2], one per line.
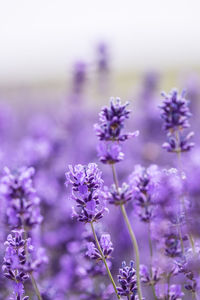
[0, 0, 200, 83]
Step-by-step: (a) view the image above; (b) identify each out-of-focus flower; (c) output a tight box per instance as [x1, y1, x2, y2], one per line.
[72, 61, 87, 95]
[140, 264, 162, 286]
[104, 182, 133, 205]
[156, 284, 184, 300]
[86, 234, 113, 260]
[160, 89, 194, 153]
[162, 131, 194, 153]
[160, 89, 191, 132]
[97, 142, 124, 164]
[129, 165, 160, 222]
[0, 167, 43, 228]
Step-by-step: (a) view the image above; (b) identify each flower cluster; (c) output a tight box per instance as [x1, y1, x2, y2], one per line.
[156, 284, 184, 300]
[97, 142, 124, 164]
[160, 89, 194, 153]
[2, 230, 30, 300]
[129, 165, 159, 222]
[140, 264, 162, 286]
[72, 61, 87, 95]
[1, 44, 200, 300]
[0, 167, 43, 228]
[86, 234, 113, 260]
[117, 261, 138, 299]
[104, 182, 133, 206]
[94, 98, 132, 142]
[66, 163, 107, 223]
[94, 98, 139, 164]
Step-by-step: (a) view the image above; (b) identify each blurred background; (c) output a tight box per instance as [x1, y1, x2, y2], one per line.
[1, 0, 200, 102]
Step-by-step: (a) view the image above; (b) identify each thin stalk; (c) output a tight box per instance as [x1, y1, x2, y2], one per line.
[22, 221, 43, 300]
[175, 130, 196, 254]
[148, 223, 157, 300]
[30, 273, 43, 300]
[189, 234, 196, 254]
[90, 222, 120, 299]
[177, 221, 185, 255]
[192, 292, 197, 300]
[120, 203, 143, 300]
[111, 164, 143, 300]
[111, 163, 119, 190]
[166, 274, 171, 299]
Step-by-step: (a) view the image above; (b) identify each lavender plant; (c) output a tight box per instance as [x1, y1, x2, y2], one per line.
[1, 47, 200, 300]
[66, 163, 120, 299]
[94, 98, 143, 300]
[1, 167, 46, 300]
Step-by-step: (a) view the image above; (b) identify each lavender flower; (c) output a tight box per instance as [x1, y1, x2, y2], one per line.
[86, 234, 113, 260]
[0, 167, 43, 228]
[129, 165, 159, 222]
[2, 230, 30, 300]
[104, 183, 133, 206]
[140, 264, 162, 286]
[97, 43, 109, 73]
[164, 233, 182, 258]
[156, 284, 184, 300]
[97, 142, 124, 164]
[117, 261, 138, 299]
[169, 285, 184, 300]
[162, 131, 194, 153]
[94, 98, 138, 142]
[177, 247, 200, 295]
[66, 163, 107, 223]
[160, 89, 191, 132]
[72, 61, 87, 95]
[160, 89, 194, 153]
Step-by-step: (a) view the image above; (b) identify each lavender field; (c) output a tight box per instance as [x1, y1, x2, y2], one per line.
[1, 1, 200, 297]
[1, 44, 200, 300]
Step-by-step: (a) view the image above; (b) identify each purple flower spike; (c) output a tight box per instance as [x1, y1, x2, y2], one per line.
[169, 284, 184, 300]
[160, 89, 192, 132]
[117, 261, 138, 299]
[0, 167, 43, 229]
[94, 97, 137, 142]
[140, 264, 162, 286]
[86, 234, 113, 260]
[72, 61, 87, 94]
[129, 165, 160, 222]
[104, 182, 133, 206]
[66, 163, 108, 223]
[163, 131, 195, 153]
[100, 234, 113, 257]
[156, 283, 184, 300]
[160, 88, 194, 153]
[97, 142, 124, 164]
[2, 230, 29, 300]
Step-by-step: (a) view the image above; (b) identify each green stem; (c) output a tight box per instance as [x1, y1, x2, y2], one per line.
[189, 234, 196, 254]
[148, 223, 157, 300]
[30, 273, 43, 300]
[22, 223, 43, 300]
[192, 292, 197, 300]
[175, 130, 196, 254]
[120, 204, 143, 300]
[90, 222, 120, 299]
[111, 163, 119, 190]
[177, 221, 185, 255]
[166, 274, 171, 299]
[111, 163, 143, 300]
